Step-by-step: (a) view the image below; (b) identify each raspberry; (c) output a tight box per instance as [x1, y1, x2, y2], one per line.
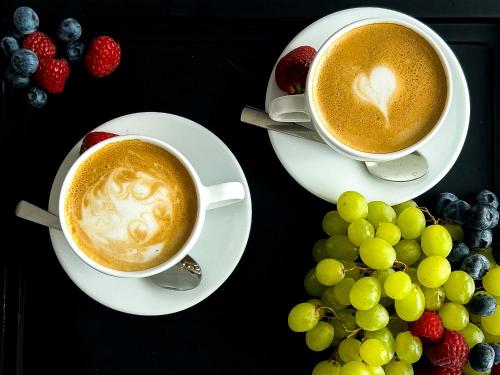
[411, 311, 444, 343]
[492, 364, 500, 375]
[426, 330, 469, 369]
[84, 36, 120, 78]
[23, 31, 56, 60]
[431, 366, 462, 375]
[34, 58, 70, 94]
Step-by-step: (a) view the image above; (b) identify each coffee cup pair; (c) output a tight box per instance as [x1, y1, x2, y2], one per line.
[269, 18, 453, 162]
[59, 134, 245, 279]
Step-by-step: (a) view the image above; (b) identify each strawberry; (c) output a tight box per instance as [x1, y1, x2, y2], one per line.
[411, 311, 444, 343]
[85, 36, 120, 78]
[275, 45, 316, 95]
[34, 58, 70, 94]
[23, 31, 56, 60]
[431, 366, 462, 375]
[80, 132, 118, 154]
[426, 330, 469, 369]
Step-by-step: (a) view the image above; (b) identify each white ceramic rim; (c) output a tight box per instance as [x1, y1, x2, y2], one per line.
[305, 17, 453, 161]
[58, 134, 207, 279]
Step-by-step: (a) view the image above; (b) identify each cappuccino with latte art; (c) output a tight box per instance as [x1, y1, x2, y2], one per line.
[64, 139, 198, 272]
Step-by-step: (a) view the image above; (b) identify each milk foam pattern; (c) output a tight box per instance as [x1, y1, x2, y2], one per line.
[353, 66, 396, 119]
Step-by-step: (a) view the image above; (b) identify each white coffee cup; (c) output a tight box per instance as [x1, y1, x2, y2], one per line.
[58, 134, 245, 278]
[269, 17, 453, 162]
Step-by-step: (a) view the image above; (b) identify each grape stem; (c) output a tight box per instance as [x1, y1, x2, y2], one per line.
[419, 206, 441, 225]
[393, 260, 409, 272]
[346, 328, 362, 338]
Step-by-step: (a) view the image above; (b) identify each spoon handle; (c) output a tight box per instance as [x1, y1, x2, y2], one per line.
[15, 200, 62, 230]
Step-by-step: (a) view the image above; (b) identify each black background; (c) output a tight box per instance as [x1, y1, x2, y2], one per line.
[1, 1, 500, 374]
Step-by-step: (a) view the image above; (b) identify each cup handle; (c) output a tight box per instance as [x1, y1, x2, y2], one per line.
[203, 182, 245, 210]
[268, 94, 310, 122]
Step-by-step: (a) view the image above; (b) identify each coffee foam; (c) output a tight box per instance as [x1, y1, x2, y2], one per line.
[313, 23, 448, 154]
[65, 140, 198, 272]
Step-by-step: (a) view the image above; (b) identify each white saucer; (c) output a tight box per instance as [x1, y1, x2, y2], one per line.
[48, 112, 252, 315]
[265, 7, 470, 205]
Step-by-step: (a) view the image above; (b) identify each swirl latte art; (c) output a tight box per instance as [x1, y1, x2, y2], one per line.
[65, 140, 198, 271]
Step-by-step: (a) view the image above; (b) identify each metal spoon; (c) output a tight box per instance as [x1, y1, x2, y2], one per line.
[15, 200, 202, 291]
[240, 106, 428, 182]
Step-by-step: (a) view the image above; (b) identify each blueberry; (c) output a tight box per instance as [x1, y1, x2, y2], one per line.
[468, 292, 497, 316]
[435, 192, 458, 218]
[468, 204, 499, 230]
[492, 343, 500, 365]
[57, 18, 82, 42]
[469, 343, 495, 373]
[10, 49, 39, 75]
[443, 199, 471, 225]
[65, 41, 85, 62]
[467, 229, 493, 249]
[447, 242, 469, 264]
[13, 7, 39, 35]
[26, 87, 47, 109]
[4, 67, 29, 88]
[476, 190, 499, 209]
[461, 253, 490, 279]
[1, 36, 19, 56]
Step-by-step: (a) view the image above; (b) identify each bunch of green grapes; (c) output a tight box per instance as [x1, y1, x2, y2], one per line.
[287, 190, 500, 375]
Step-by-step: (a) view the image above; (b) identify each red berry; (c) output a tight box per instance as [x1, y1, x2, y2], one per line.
[23, 31, 56, 60]
[85, 36, 121, 78]
[80, 132, 118, 154]
[34, 58, 70, 94]
[411, 311, 444, 343]
[431, 366, 462, 375]
[275, 45, 316, 95]
[426, 330, 469, 369]
[492, 364, 500, 375]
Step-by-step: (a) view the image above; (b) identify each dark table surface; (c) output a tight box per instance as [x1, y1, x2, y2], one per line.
[1, 1, 500, 374]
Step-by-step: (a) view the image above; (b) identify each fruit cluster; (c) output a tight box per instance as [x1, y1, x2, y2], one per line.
[1, 6, 121, 108]
[288, 190, 500, 374]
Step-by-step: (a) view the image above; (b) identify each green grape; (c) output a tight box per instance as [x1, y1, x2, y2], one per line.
[439, 302, 469, 330]
[463, 362, 489, 375]
[396, 207, 426, 240]
[288, 302, 320, 332]
[392, 200, 417, 216]
[323, 210, 349, 236]
[366, 366, 385, 375]
[481, 324, 500, 344]
[326, 235, 359, 262]
[348, 219, 375, 246]
[365, 327, 396, 360]
[322, 287, 348, 311]
[312, 360, 341, 375]
[443, 223, 464, 242]
[443, 270, 475, 304]
[342, 260, 361, 280]
[395, 331, 422, 364]
[333, 278, 356, 306]
[480, 247, 497, 268]
[482, 308, 500, 335]
[386, 314, 409, 338]
[339, 361, 369, 375]
[384, 360, 413, 375]
[349, 277, 381, 310]
[366, 201, 397, 228]
[313, 239, 329, 262]
[384, 271, 412, 300]
[356, 304, 389, 331]
[394, 239, 421, 266]
[483, 267, 500, 296]
[376, 223, 401, 246]
[406, 268, 419, 285]
[417, 255, 451, 288]
[422, 286, 445, 311]
[470, 312, 482, 324]
[395, 284, 425, 322]
[337, 191, 368, 223]
[305, 268, 327, 297]
[360, 338, 391, 366]
[359, 238, 396, 269]
[331, 309, 358, 339]
[338, 337, 362, 362]
[373, 268, 395, 297]
[316, 259, 345, 286]
[420, 225, 452, 257]
[459, 323, 485, 348]
[306, 321, 335, 351]
[307, 299, 326, 319]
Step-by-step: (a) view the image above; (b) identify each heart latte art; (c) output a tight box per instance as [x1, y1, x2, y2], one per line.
[65, 140, 198, 272]
[313, 23, 448, 154]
